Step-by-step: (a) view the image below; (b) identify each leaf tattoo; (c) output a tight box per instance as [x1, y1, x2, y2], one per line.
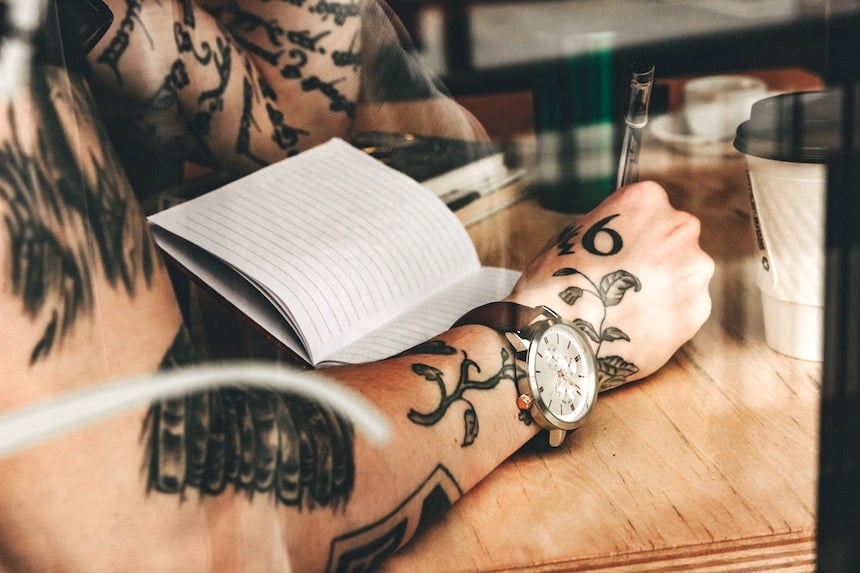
[573, 318, 600, 344]
[597, 355, 640, 392]
[559, 286, 584, 305]
[599, 270, 642, 306]
[463, 408, 479, 447]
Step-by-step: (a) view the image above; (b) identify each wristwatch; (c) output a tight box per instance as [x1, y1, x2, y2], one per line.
[452, 302, 599, 447]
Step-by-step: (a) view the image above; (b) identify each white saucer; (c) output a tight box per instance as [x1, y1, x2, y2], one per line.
[648, 112, 739, 157]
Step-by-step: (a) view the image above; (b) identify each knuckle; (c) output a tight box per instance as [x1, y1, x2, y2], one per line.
[635, 180, 669, 203]
[616, 180, 668, 206]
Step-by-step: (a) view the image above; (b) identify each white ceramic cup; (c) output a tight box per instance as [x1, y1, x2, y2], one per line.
[684, 75, 768, 139]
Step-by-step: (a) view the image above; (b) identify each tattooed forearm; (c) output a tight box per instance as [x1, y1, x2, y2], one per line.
[146, 328, 356, 510]
[404, 341, 524, 447]
[553, 214, 640, 391]
[0, 72, 157, 364]
[326, 465, 461, 573]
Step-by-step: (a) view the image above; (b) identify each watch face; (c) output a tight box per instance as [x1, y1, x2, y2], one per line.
[527, 321, 598, 429]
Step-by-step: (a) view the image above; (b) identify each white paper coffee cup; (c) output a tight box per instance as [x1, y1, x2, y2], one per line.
[745, 156, 825, 361]
[734, 91, 841, 361]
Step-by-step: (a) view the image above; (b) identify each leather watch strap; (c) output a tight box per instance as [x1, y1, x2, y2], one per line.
[451, 302, 541, 334]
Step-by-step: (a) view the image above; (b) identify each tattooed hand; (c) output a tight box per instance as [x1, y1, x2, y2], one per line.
[507, 182, 714, 390]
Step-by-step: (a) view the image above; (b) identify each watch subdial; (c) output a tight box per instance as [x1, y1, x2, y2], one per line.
[540, 342, 566, 372]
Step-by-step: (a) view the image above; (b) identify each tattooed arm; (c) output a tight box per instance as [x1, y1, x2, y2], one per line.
[1, 32, 711, 573]
[84, 0, 485, 180]
[85, 0, 363, 174]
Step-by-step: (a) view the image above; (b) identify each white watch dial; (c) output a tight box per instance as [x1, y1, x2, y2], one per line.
[529, 321, 597, 427]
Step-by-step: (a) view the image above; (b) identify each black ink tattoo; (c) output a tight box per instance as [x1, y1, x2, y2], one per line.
[236, 77, 268, 166]
[197, 37, 232, 111]
[224, 1, 290, 65]
[280, 47, 309, 78]
[0, 73, 157, 363]
[175, 21, 214, 65]
[251, 68, 306, 154]
[116, 57, 194, 158]
[405, 342, 520, 447]
[266, 103, 308, 153]
[326, 465, 462, 573]
[394, 340, 457, 359]
[96, 0, 152, 85]
[288, 29, 332, 53]
[146, 328, 356, 510]
[581, 214, 624, 257]
[147, 59, 191, 114]
[332, 31, 361, 71]
[301, 75, 356, 118]
[179, 0, 195, 28]
[556, 224, 582, 256]
[232, 31, 285, 66]
[308, 0, 361, 27]
[556, 214, 624, 258]
[553, 267, 641, 391]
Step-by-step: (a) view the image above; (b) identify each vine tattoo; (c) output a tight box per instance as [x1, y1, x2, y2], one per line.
[553, 215, 641, 391]
[0, 73, 157, 364]
[145, 328, 357, 510]
[403, 341, 522, 447]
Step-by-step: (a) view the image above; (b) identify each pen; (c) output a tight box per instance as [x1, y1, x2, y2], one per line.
[616, 64, 655, 188]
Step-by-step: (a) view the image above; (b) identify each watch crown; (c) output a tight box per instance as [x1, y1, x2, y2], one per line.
[516, 394, 533, 410]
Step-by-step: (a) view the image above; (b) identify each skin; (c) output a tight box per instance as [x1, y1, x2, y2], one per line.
[84, 0, 486, 181]
[0, 2, 714, 571]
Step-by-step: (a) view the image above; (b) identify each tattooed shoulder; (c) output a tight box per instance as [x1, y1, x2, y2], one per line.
[0, 69, 158, 364]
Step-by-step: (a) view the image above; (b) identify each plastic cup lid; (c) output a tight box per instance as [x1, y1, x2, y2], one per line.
[733, 90, 859, 163]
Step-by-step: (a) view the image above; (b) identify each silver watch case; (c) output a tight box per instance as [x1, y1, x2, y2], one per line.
[505, 307, 599, 447]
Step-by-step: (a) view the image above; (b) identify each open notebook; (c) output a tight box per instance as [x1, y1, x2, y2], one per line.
[148, 138, 520, 367]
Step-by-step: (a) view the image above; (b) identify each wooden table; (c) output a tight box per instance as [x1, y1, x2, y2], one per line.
[380, 85, 822, 572]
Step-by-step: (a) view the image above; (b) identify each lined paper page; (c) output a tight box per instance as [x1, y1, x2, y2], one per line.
[323, 267, 520, 366]
[149, 139, 481, 363]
